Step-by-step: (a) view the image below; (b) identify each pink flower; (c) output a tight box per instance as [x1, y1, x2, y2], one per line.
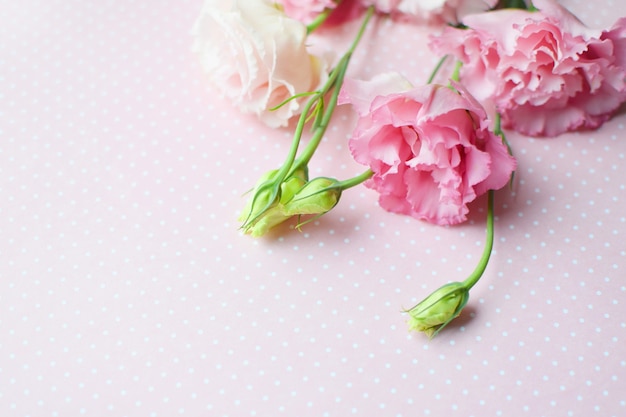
[192, 0, 327, 128]
[341, 73, 516, 225]
[362, 0, 497, 24]
[277, 0, 365, 26]
[430, 0, 626, 137]
[276, 0, 339, 23]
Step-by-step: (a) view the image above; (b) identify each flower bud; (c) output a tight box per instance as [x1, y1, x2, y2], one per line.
[239, 168, 308, 237]
[405, 282, 469, 338]
[283, 177, 341, 216]
[239, 169, 279, 221]
[240, 204, 289, 238]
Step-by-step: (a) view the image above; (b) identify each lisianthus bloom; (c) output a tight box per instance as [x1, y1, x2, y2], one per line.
[362, 0, 497, 24]
[277, 0, 365, 27]
[192, 0, 327, 128]
[430, 0, 626, 137]
[276, 0, 339, 24]
[340, 72, 516, 225]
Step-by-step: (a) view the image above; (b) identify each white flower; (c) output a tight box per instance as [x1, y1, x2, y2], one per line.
[192, 0, 327, 127]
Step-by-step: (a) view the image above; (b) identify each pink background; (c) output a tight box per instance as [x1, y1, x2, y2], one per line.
[1, 1, 625, 416]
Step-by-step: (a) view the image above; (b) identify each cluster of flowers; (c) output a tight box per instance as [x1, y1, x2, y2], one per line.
[194, 0, 626, 338]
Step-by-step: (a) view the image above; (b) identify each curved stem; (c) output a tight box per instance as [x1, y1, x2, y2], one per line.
[494, 113, 513, 155]
[345, 6, 375, 56]
[273, 43, 348, 182]
[335, 169, 373, 190]
[289, 6, 375, 176]
[274, 95, 319, 180]
[306, 6, 333, 34]
[461, 189, 494, 290]
[450, 60, 462, 83]
[493, 112, 515, 189]
[291, 57, 348, 172]
[427, 55, 448, 84]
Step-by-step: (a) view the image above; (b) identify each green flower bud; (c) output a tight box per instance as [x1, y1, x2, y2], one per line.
[238, 169, 279, 222]
[239, 168, 308, 237]
[240, 204, 289, 238]
[283, 177, 341, 216]
[405, 282, 469, 338]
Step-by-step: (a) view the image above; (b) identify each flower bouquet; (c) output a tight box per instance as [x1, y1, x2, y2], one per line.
[193, 0, 626, 338]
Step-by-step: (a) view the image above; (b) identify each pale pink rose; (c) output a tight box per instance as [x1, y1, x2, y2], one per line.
[276, 0, 338, 23]
[341, 73, 516, 225]
[361, 0, 496, 24]
[430, 0, 626, 137]
[192, 0, 327, 128]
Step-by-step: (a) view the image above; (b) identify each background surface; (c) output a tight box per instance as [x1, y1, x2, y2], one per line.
[1, 1, 625, 416]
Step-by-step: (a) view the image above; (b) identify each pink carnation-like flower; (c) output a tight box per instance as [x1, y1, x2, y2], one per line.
[362, 0, 497, 24]
[430, 0, 626, 137]
[192, 0, 327, 128]
[276, 0, 337, 23]
[340, 73, 516, 225]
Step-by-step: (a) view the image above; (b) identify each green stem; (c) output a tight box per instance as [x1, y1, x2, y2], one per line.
[493, 112, 515, 188]
[450, 60, 462, 83]
[274, 93, 320, 181]
[268, 91, 317, 112]
[292, 56, 349, 172]
[335, 169, 373, 190]
[306, 5, 333, 34]
[289, 6, 375, 176]
[494, 113, 512, 157]
[427, 55, 448, 84]
[271, 40, 348, 183]
[461, 189, 494, 290]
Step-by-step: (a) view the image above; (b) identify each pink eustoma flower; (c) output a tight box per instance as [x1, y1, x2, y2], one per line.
[276, 0, 366, 26]
[276, 0, 339, 23]
[341, 73, 516, 225]
[430, 0, 626, 137]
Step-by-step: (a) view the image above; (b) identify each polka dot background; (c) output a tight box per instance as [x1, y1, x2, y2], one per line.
[1, 1, 625, 416]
